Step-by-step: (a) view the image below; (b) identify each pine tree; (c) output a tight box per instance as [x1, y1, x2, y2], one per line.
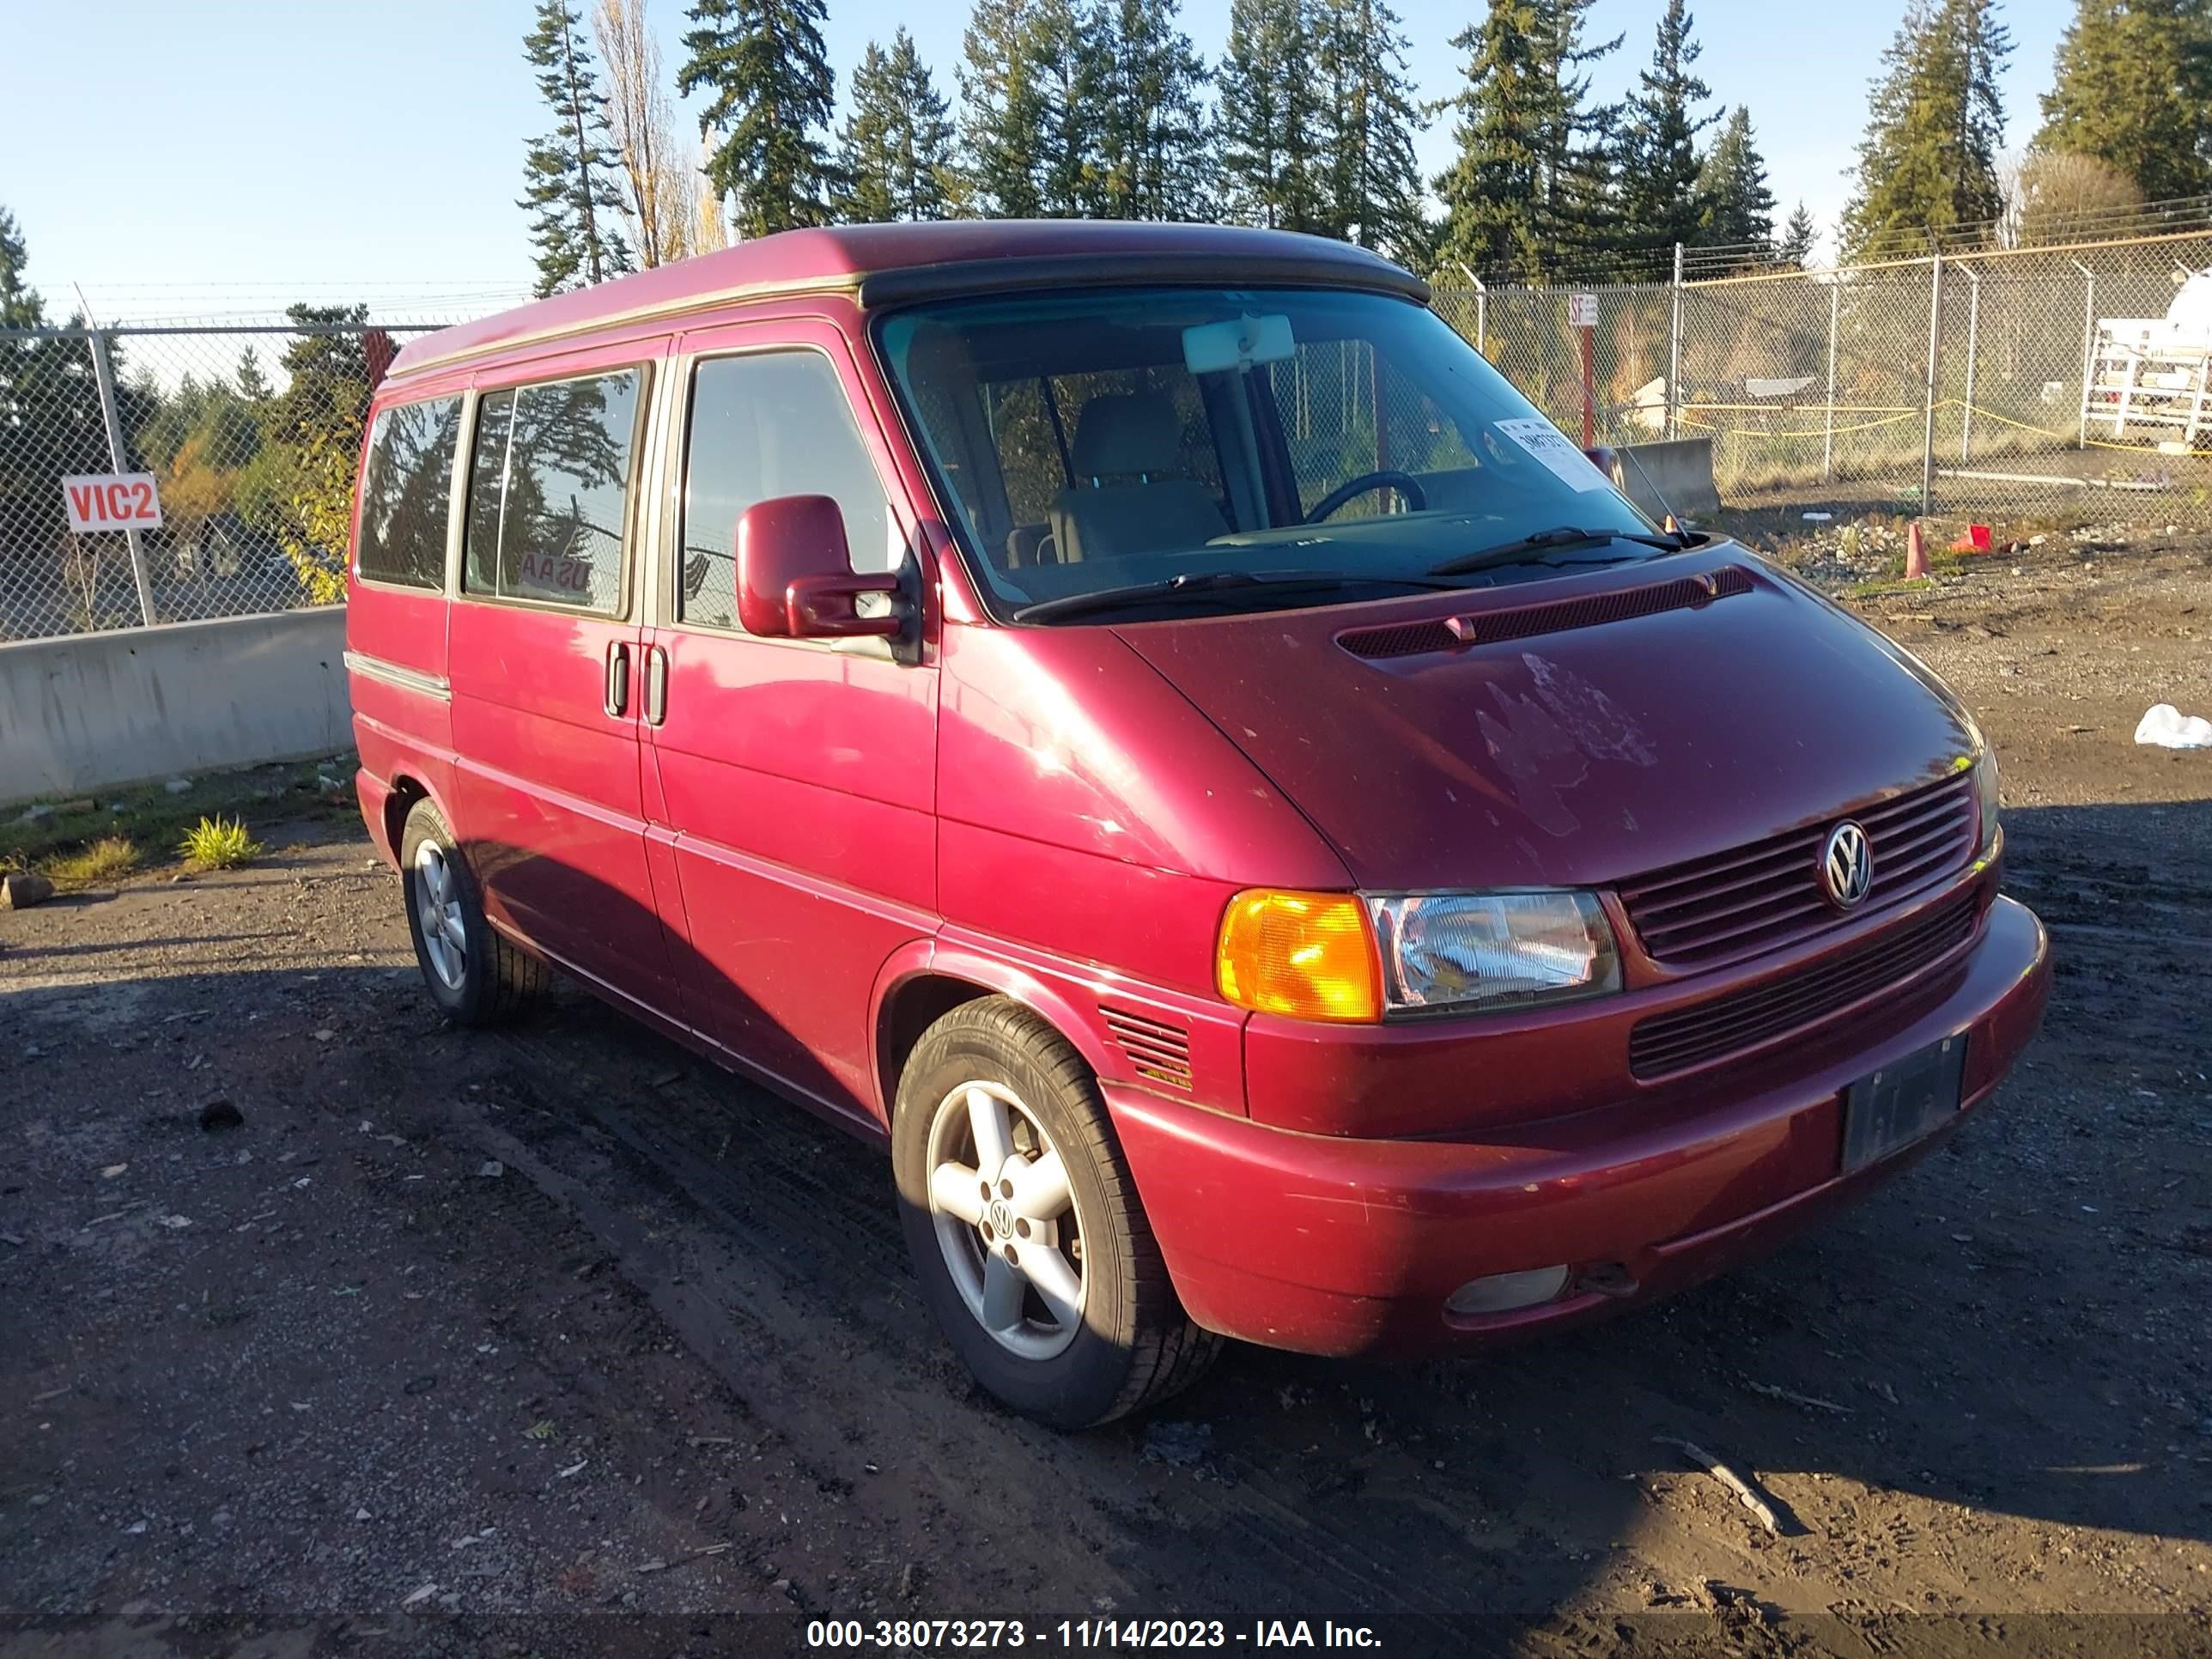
[1840, 0, 2012, 258]
[678, 0, 838, 239]
[2036, 0, 2212, 203]
[235, 346, 274, 405]
[1434, 0, 1623, 280]
[959, 0, 1048, 217]
[835, 30, 958, 222]
[1218, 0, 1327, 231]
[0, 207, 40, 331]
[520, 0, 635, 295]
[1034, 0, 1109, 216]
[1778, 200, 1818, 266]
[1096, 0, 1215, 221]
[1618, 0, 1716, 256]
[957, 0, 1106, 218]
[1697, 106, 1778, 247]
[1315, 0, 1431, 261]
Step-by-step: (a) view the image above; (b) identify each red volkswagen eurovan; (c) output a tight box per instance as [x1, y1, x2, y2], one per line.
[344, 222, 2049, 1428]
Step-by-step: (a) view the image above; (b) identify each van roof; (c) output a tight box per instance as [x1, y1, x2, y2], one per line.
[386, 221, 1430, 380]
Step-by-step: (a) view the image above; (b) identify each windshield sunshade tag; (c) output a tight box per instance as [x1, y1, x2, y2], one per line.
[1493, 417, 1611, 493]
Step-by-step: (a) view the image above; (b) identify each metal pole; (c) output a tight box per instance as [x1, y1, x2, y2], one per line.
[1823, 279, 1840, 482]
[1453, 261, 1487, 358]
[1579, 313, 1596, 448]
[1921, 252, 1942, 515]
[2074, 259, 2096, 449]
[1960, 267, 1981, 463]
[1667, 242, 1685, 440]
[86, 328, 157, 628]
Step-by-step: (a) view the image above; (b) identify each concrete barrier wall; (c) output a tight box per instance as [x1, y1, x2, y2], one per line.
[1613, 438, 1723, 523]
[1, 610, 351, 806]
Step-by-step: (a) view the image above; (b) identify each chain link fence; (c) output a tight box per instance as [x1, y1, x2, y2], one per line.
[11, 237, 2211, 643]
[1438, 229, 2212, 529]
[0, 319, 447, 641]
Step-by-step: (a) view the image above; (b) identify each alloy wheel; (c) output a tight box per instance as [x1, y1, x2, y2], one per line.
[412, 841, 468, 990]
[923, 1080, 1088, 1359]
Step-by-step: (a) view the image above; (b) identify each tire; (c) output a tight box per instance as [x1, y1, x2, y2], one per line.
[398, 799, 547, 1026]
[892, 997, 1222, 1428]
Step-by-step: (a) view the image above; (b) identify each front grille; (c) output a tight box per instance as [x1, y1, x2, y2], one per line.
[1101, 1006, 1193, 1091]
[1619, 772, 1978, 968]
[1339, 566, 1753, 660]
[1627, 893, 1980, 1079]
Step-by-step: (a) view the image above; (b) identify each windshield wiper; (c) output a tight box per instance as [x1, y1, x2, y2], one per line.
[1012, 568, 1464, 624]
[1425, 525, 1684, 578]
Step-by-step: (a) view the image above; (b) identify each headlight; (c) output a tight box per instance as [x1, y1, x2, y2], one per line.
[1972, 746, 2001, 858]
[1217, 889, 1623, 1022]
[1365, 891, 1621, 1014]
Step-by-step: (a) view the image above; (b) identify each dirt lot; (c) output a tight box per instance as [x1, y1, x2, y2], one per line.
[3, 528, 2209, 1657]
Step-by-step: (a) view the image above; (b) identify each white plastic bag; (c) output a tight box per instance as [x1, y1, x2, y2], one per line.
[2135, 703, 2212, 749]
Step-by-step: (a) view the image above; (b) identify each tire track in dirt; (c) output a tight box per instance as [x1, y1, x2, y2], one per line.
[477, 1013, 1508, 1620]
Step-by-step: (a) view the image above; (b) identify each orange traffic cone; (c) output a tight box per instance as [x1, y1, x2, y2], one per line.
[1905, 520, 1929, 580]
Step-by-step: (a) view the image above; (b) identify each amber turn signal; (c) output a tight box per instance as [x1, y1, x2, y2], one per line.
[1216, 890, 1383, 1023]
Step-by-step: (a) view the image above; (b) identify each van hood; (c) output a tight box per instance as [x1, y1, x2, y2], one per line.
[1111, 550, 1979, 890]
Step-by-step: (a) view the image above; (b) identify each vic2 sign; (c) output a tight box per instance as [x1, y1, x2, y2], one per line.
[64, 472, 163, 533]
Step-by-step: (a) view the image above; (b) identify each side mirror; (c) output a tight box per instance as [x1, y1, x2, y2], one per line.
[1583, 444, 1622, 484]
[736, 494, 902, 641]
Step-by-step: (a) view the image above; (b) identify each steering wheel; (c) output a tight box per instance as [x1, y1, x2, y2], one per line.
[1304, 470, 1427, 524]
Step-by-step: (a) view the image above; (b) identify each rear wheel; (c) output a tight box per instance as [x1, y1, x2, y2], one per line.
[892, 997, 1221, 1427]
[398, 799, 546, 1025]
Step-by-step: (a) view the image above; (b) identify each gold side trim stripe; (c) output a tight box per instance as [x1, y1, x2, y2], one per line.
[343, 650, 451, 702]
[388, 276, 861, 379]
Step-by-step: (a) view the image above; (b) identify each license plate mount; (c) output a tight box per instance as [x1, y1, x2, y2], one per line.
[1841, 1033, 1968, 1174]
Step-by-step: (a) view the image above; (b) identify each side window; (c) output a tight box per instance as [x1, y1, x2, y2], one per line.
[356, 395, 463, 589]
[679, 351, 899, 630]
[462, 368, 642, 611]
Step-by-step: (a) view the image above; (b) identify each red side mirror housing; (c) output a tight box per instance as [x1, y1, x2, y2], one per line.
[736, 494, 902, 641]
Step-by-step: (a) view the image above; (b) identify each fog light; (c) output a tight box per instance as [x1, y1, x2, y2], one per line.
[1444, 1265, 1571, 1316]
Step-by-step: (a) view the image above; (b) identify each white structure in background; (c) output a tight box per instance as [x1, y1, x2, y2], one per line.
[1626, 376, 1669, 435]
[2081, 268, 2212, 445]
[1623, 374, 1816, 438]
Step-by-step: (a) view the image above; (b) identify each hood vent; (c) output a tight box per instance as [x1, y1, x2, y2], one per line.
[1340, 565, 1754, 660]
[1101, 1006, 1193, 1091]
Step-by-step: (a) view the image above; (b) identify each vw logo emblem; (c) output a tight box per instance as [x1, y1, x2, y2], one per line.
[1822, 821, 1874, 908]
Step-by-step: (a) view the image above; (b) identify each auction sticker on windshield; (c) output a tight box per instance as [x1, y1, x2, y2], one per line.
[1492, 417, 1609, 492]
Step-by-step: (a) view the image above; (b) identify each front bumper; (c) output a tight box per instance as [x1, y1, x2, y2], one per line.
[1108, 895, 2049, 1358]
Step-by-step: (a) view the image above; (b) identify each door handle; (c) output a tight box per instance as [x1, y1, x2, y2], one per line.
[604, 641, 631, 717]
[643, 644, 668, 726]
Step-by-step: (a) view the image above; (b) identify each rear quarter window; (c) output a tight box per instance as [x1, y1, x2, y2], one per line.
[356, 395, 464, 590]
[462, 368, 644, 612]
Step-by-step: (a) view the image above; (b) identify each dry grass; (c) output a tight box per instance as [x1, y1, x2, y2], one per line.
[41, 836, 142, 889]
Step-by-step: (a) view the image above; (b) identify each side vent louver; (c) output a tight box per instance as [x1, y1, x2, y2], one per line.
[1101, 1006, 1193, 1091]
[1340, 565, 1754, 660]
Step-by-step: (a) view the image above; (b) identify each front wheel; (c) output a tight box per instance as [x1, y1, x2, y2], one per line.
[892, 998, 1221, 1428]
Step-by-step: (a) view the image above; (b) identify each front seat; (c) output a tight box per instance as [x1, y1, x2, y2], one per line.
[1048, 392, 1230, 564]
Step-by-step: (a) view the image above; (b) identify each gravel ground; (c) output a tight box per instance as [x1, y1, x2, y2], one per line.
[3, 527, 2209, 1657]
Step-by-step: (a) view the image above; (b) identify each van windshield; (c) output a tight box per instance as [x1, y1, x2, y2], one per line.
[877, 286, 1662, 623]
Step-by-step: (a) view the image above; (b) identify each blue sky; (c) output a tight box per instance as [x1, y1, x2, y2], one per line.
[3, 0, 2071, 319]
